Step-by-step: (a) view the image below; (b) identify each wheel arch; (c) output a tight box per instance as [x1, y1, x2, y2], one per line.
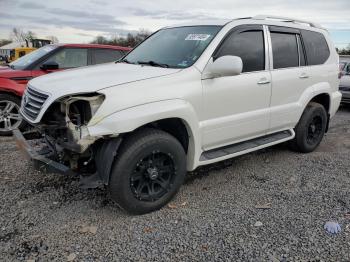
[304, 92, 331, 132]
[308, 93, 330, 113]
[0, 89, 22, 98]
[135, 117, 191, 153]
[0, 77, 25, 97]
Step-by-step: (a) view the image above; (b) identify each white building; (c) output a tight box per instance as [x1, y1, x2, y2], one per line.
[0, 41, 27, 57]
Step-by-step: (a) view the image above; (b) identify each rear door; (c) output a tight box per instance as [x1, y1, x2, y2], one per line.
[268, 26, 312, 132]
[269, 28, 333, 132]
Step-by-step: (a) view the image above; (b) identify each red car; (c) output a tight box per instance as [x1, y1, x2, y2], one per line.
[0, 43, 131, 135]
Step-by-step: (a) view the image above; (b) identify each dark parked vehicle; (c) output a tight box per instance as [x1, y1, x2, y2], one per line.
[339, 56, 350, 104]
[0, 44, 131, 135]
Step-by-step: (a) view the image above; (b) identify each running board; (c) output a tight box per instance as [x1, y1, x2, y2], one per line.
[200, 130, 294, 161]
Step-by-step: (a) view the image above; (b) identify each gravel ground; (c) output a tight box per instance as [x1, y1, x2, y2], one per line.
[1, 107, 350, 261]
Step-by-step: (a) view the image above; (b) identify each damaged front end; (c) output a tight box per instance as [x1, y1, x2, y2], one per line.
[15, 93, 121, 186]
[45, 93, 104, 153]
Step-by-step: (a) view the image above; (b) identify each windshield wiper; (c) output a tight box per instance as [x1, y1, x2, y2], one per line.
[137, 60, 169, 68]
[6, 64, 15, 69]
[116, 58, 135, 64]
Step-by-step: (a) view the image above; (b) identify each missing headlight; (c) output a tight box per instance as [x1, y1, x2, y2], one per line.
[69, 100, 92, 126]
[61, 94, 105, 127]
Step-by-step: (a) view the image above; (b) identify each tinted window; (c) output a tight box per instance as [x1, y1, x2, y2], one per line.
[45, 48, 88, 69]
[216, 30, 265, 72]
[271, 33, 299, 69]
[302, 30, 330, 65]
[92, 49, 124, 64]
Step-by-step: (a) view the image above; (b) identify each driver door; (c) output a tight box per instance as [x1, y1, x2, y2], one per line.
[201, 25, 272, 150]
[32, 47, 88, 78]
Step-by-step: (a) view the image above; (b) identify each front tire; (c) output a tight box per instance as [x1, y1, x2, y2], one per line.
[109, 128, 187, 215]
[291, 102, 327, 153]
[0, 94, 25, 136]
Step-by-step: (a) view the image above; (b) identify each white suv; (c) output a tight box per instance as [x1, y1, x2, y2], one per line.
[15, 15, 341, 214]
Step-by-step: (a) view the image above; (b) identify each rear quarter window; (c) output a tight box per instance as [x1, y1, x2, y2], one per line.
[301, 30, 330, 65]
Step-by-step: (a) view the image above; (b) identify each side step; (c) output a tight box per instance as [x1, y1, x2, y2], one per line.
[200, 130, 294, 161]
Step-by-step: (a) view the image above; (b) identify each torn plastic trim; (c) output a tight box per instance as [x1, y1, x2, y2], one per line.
[13, 129, 75, 175]
[59, 93, 105, 153]
[60, 93, 105, 122]
[13, 128, 123, 185]
[94, 137, 123, 185]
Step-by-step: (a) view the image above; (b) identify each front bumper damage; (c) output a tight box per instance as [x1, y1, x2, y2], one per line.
[13, 129, 122, 187]
[13, 129, 74, 175]
[15, 90, 125, 188]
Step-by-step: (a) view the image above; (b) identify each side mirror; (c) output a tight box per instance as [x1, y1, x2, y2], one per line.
[204, 56, 243, 79]
[40, 61, 59, 70]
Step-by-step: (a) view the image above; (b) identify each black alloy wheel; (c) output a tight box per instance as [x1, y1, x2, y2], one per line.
[130, 151, 176, 202]
[290, 102, 327, 153]
[109, 128, 187, 215]
[306, 115, 323, 146]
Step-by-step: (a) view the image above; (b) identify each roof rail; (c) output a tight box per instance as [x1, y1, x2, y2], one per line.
[253, 15, 325, 30]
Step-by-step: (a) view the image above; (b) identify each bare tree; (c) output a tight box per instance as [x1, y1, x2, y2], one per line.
[26, 30, 36, 41]
[11, 28, 26, 42]
[11, 28, 37, 43]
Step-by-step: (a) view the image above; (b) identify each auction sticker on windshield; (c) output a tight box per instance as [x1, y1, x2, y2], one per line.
[185, 34, 211, 41]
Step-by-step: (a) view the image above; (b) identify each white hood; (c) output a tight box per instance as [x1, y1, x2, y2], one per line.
[28, 62, 181, 98]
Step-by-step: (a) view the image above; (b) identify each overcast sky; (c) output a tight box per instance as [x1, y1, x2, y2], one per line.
[1, 0, 349, 47]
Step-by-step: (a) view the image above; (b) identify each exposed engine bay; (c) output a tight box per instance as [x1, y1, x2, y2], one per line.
[27, 93, 111, 174]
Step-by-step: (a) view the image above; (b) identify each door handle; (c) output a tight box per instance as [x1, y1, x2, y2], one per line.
[257, 78, 270, 85]
[299, 73, 309, 79]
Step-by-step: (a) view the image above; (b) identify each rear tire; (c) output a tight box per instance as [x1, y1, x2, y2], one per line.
[109, 128, 187, 215]
[290, 102, 327, 153]
[0, 94, 25, 136]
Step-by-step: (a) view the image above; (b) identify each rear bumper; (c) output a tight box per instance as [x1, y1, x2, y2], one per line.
[13, 129, 74, 175]
[330, 91, 342, 117]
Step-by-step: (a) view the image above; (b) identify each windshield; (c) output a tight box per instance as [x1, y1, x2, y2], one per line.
[10, 45, 57, 70]
[124, 26, 222, 68]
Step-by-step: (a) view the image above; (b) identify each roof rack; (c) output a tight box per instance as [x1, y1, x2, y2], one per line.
[253, 15, 325, 30]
